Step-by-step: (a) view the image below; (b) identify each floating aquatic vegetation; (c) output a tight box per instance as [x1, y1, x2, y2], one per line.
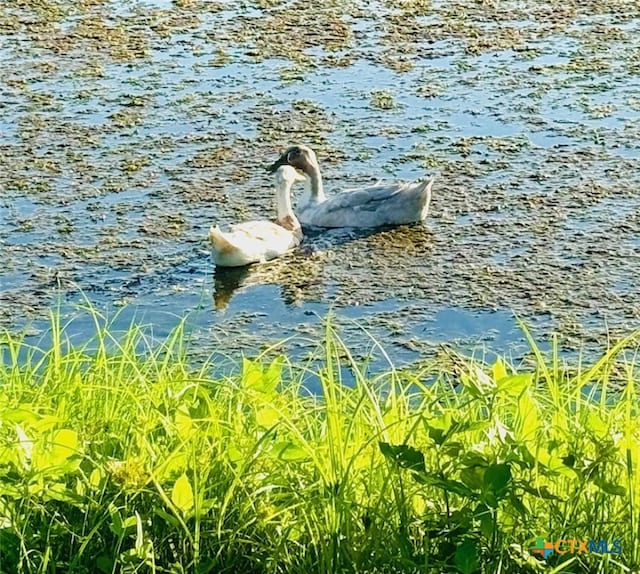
[2, 0, 640, 362]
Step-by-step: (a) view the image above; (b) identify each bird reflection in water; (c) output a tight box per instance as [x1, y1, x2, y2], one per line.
[211, 223, 434, 311]
[211, 250, 327, 310]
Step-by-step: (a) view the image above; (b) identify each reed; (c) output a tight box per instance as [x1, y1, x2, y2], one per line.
[0, 308, 638, 573]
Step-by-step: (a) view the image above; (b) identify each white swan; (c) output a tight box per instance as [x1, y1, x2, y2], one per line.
[209, 166, 305, 267]
[267, 144, 434, 228]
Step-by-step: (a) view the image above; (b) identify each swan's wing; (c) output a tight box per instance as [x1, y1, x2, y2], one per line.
[229, 221, 284, 241]
[300, 179, 433, 228]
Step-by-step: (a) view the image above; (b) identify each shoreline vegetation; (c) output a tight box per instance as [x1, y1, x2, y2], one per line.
[1, 309, 639, 573]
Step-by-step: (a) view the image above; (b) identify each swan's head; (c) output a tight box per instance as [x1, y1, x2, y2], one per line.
[267, 144, 319, 175]
[274, 164, 307, 187]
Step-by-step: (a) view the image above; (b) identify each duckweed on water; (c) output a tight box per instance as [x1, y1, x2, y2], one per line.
[2, 0, 640, 359]
[0, 312, 639, 572]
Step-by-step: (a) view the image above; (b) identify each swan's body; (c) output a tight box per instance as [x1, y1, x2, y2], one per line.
[209, 166, 305, 267]
[267, 145, 434, 228]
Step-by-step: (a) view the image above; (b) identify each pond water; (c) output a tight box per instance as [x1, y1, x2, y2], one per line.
[2, 0, 640, 371]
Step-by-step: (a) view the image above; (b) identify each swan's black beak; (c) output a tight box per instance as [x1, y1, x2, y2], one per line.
[266, 153, 288, 173]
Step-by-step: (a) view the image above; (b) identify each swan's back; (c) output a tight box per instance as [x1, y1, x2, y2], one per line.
[209, 220, 300, 267]
[209, 165, 304, 267]
[299, 178, 434, 228]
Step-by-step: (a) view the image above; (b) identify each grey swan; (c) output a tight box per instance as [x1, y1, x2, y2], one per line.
[267, 144, 434, 228]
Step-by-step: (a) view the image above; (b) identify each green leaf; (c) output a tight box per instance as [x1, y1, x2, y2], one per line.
[414, 474, 475, 497]
[520, 482, 561, 500]
[482, 463, 512, 508]
[256, 405, 280, 429]
[459, 451, 489, 467]
[586, 412, 608, 438]
[515, 392, 539, 443]
[242, 358, 263, 390]
[109, 504, 124, 536]
[492, 357, 508, 382]
[459, 466, 485, 491]
[175, 406, 195, 439]
[483, 463, 512, 499]
[96, 555, 114, 574]
[51, 429, 78, 462]
[153, 508, 180, 529]
[594, 478, 626, 496]
[425, 413, 453, 445]
[171, 473, 194, 514]
[379, 442, 426, 473]
[269, 441, 308, 462]
[455, 539, 479, 574]
[497, 373, 533, 396]
[264, 355, 284, 394]
[89, 468, 103, 489]
[508, 492, 528, 517]
[474, 503, 494, 539]
[242, 356, 283, 394]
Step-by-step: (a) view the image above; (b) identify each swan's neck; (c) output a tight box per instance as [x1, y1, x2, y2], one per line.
[275, 181, 301, 234]
[307, 163, 326, 203]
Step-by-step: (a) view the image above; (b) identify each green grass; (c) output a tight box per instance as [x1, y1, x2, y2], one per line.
[0, 309, 639, 573]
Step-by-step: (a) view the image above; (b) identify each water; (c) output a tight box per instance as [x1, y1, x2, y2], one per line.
[2, 0, 640, 369]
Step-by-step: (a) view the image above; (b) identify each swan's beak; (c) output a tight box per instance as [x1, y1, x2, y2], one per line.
[266, 153, 288, 173]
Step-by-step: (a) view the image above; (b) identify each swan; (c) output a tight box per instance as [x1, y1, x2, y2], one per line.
[266, 144, 434, 228]
[209, 165, 305, 267]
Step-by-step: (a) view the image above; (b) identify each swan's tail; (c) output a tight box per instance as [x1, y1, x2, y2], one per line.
[208, 226, 236, 255]
[418, 177, 435, 220]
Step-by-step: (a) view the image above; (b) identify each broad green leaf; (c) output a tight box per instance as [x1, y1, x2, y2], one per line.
[43, 482, 83, 504]
[515, 392, 539, 443]
[153, 508, 180, 529]
[594, 478, 626, 496]
[242, 358, 263, 390]
[122, 515, 139, 531]
[96, 555, 114, 574]
[3, 407, 39, 424]
[156, 452, 188, 481]
[497, 373, 533, 396]
[536, 447, 577, 478]
[459, 451, 489, 467]
[379, 442, 426, 473]
[109, 504, 124, 536]
[256, 405, 280, 428]
[455, 539, 479, 574]
[508, 493, 528, 517]
[270, 441, 308, 462]
[414, 474, 475, 497]
[483, 463, 512, 499]
[175, 406, 195, 440]
[171, 473, 194, 514]
[89, 468, 103, 489]
[425, 413, 453, 445]
[242, 356, 283, 394]
[520, 482, 562, 500]
[226, 444, 243, 464]
[50, 429, 78, 465]
[474, 503, 494, 539]
[460, 466, 485, 491]
[586, 412, 608, 438]
[263, 355, 284, 394]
